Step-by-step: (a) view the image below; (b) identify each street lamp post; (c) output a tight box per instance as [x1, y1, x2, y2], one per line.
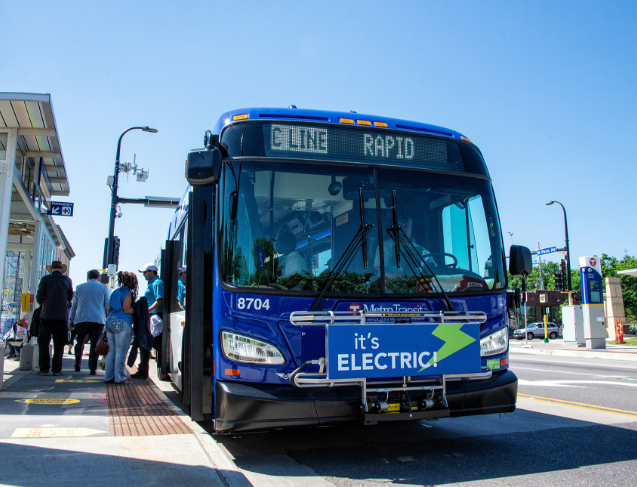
[105, 126, 158, 267]
[547, 200, 572, 305]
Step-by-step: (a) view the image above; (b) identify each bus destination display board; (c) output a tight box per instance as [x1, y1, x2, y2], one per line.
[263, 123, 464, 170]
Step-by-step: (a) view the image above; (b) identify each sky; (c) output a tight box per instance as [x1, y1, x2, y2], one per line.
[2, 0, 636, 290]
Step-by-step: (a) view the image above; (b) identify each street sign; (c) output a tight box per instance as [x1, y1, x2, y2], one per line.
[538, 246, 557, 256]
[47, 201, 74, 217]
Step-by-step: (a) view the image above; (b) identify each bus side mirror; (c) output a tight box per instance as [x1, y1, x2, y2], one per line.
[509, 245, 532, 277]
[187, 147, 221, 187]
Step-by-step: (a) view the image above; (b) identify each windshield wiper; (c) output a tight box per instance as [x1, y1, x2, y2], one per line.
[387, 203, 455, 312]
[310, 189, 373, 311]
[391, 190, 401, 270]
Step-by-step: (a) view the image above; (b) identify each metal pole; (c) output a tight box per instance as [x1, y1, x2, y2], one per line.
[558, 202, 573, 304]
[547, 201, 572, 305]
[537, 242, 544, 290]
[105, 126, 157, 267]
[106, 130, 127, 267]
[524, 294, 528, 346]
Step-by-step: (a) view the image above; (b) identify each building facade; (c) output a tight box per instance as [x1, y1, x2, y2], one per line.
[1, 93, 73, 340]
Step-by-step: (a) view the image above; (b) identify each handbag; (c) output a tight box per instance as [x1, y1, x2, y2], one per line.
[150, 315, 163, 337]
[95, 330, 109, 356]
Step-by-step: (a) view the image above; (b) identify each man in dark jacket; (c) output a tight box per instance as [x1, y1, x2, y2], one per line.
[36, 260, 73, 376]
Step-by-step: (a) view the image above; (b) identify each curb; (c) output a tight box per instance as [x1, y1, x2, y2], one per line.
[510, 347, 637, 362]
[148, 375, 251, 487]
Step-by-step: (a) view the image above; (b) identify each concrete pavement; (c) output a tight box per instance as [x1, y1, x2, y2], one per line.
[0, 350, 249, 487]
[510, 337, 637, 361]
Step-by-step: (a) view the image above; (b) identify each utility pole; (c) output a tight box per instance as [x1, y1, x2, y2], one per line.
[537, 242, 545, 290]
[104, 126, 157, 268]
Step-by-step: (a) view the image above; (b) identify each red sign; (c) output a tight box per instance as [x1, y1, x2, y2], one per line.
[590, 258, 597, 267]
[30, 294, 34, 303]
[349, 303, 361, 312]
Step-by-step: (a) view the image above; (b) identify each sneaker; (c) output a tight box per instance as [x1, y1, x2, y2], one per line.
[36, 370, 49, 376]
[52, 372, 62, 376]
[89, 370, 96, 375]
[130, 371, 149, 379]
[14, 356, 21, 361]
[6, 353, 16, 359]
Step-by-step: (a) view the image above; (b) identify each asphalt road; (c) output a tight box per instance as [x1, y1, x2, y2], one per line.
[514, 354, 637, 413]
[214, 354, 637, 486]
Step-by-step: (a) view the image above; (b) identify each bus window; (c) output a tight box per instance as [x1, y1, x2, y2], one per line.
[171, 221, 187, 312]
[220, 161, 381, 293]
[376, 168, 505, 293]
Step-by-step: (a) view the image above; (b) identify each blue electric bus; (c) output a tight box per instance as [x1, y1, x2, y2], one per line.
[157, 107, 532, 432]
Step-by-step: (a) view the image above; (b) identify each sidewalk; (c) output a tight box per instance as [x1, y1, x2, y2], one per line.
[510, 337, 637, 361]
[0, 350, 250, 487]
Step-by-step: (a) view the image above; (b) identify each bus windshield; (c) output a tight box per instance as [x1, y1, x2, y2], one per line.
[220, 161, 505, 295]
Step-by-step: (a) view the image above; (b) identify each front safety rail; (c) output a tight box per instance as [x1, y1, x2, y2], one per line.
[290, 360, 493, 412]
[289, 310, 488, 326]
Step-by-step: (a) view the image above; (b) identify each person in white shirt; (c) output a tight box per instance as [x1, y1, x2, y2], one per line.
[276, 232, 307, 277]
[374, 217, 436, 278]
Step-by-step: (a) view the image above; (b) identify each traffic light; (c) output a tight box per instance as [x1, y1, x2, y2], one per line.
[560, 259, 567, 290]
[555, 270, 564, 291]
[112, 236, 121, 267]
[513, 288, 521, 308]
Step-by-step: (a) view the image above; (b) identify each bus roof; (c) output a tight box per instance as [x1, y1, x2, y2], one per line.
[212, 107, 470, 142]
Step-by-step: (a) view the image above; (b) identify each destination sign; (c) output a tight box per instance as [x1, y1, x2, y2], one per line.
[264, 123, 465, 171]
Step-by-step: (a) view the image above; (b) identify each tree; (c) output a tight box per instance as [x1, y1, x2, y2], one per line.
[508, 261, 579, 293]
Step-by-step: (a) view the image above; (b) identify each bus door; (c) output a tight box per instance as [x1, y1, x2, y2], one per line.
[164, 225, 187, 389]
[182, 188, 214, 421]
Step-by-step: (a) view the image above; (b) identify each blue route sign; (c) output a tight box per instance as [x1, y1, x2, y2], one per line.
[326, 323, 481, 380]
[47, 201, 74, 217]
[538, 246, 557, 256]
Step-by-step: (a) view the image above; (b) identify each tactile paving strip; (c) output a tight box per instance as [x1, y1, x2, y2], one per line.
[106, 376, 192, 436]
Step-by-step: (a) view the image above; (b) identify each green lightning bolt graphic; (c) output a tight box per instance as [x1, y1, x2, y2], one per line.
[419, 324, 476, 372]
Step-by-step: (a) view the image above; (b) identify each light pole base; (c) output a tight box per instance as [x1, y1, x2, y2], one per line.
[543, 338, 549, 343]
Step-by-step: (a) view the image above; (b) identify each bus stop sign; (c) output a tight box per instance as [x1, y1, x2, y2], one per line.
[47, 201, 74, 217]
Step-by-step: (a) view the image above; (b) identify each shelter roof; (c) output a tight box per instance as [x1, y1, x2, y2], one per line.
[618, 269, 637, 277]
[0, 93, 70, 196]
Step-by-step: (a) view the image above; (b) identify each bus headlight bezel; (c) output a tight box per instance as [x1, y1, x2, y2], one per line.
[480, 327, 508, 357]
[221, 331, 286, 365]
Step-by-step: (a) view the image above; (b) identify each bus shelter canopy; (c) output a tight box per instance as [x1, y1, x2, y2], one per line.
[618, 269, 637, 277]
[0, 92, 70, 196]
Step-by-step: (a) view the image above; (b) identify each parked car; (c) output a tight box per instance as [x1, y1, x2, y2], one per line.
[513, 322, 560, 340]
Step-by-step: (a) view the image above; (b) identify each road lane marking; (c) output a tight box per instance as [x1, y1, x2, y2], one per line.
[518, 379, 637, 388]
[11, 428, 106, 438]
[513, 366, 637, 380]
[518, 393, 637, 418]
[511, 356, 637, 369]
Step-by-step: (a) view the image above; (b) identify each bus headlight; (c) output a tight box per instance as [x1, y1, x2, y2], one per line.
[480, 327, 508, 357]
[221, 331, 286, 365]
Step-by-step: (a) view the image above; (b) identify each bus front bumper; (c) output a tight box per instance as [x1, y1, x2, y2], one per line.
[215, 369, 517, 432]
